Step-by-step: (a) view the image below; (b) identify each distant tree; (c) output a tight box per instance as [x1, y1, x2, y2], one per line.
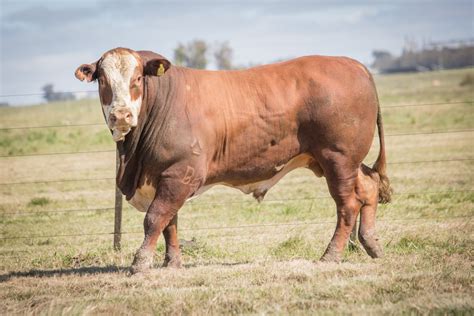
[187, 40, 208, 69]
[232, 61, 262, 70]
[42, 84, 75, 103]
[399, 50, 418, 69]
[173, 43, 187, 66]
[173, 40, 208, 69]
[371, 50, 395, 72]
[42, 84, 55, 102]
[214, 41, 233, 70]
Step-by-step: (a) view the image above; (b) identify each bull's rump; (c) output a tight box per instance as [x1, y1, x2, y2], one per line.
[179, 55, 378, 183]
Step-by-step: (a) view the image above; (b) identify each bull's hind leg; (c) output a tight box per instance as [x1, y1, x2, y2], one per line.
[320, 159, 362, 262]
[357, 165, 383, 258]
[162, 214, 182, 268]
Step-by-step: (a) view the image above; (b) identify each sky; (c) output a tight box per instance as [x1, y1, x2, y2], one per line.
[1, 0, 472, 105]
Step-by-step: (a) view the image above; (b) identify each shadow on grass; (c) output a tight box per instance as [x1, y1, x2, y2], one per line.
[0, 261, 253, 282]
[0, 265, 128, 283]
[183, 261, 251, 269]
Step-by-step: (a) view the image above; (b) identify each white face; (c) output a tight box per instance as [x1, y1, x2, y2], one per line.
[99, 52, 143, 142]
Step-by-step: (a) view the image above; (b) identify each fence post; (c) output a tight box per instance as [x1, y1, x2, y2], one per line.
[113, 148, 123, 251]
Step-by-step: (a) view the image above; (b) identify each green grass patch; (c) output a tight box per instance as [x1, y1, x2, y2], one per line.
[27, 197, 51, 207]
[271, 236, 315, 260]
[393, 235, 429, 254]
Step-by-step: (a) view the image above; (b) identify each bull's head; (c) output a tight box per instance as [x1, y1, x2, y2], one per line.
[75, 48, 170, 141]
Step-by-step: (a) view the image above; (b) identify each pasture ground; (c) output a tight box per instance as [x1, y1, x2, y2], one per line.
[0, 68, 473, 314]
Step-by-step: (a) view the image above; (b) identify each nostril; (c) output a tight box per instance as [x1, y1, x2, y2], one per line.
[109, 114, 117, 124]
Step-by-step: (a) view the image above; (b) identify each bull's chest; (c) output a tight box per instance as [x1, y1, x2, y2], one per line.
[128, 181, 156, 212]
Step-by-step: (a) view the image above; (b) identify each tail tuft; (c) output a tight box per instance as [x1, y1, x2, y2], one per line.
[375, 167, 393, 204]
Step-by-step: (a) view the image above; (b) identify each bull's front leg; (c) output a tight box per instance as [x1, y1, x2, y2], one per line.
[131, 177, 192, 274]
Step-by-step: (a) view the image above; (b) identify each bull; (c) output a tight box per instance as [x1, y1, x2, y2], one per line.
[75, 47, 391, 273]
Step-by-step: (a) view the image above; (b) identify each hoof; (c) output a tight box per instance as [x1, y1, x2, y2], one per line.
[360, 238, 384, 259]
[162, 259, 182, 269]
[162, 254, 182, 268]
[320, 250, 342, 263]
[130, 249, 153, 274]
[365, 246, 384, 259]
[130, 264, 151, 275]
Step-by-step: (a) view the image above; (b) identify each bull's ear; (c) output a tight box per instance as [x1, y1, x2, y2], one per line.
[75, 62, 98, 82]
[143, 58, 171, 77]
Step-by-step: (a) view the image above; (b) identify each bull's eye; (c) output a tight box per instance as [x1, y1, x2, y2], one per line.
[136, 76, 142, 83]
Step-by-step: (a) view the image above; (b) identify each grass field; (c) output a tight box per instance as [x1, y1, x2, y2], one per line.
[0, 68, 473, 314]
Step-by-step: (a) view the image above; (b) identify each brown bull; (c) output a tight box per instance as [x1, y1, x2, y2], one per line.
[75, 47, 391, 273]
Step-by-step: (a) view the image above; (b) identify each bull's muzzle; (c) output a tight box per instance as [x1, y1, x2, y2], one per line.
[109, 107, 134, 142]
[109, 110, 132, 126]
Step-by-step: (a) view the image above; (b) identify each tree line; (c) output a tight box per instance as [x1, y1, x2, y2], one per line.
[173, 40, 235, 70]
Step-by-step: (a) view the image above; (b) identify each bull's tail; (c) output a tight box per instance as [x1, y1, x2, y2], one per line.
[373, 102, 393, 204]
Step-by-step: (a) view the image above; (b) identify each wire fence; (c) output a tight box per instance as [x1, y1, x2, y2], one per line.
[0, 128, 472, 159]
[1, 189, 472, 217]
[1, 90, 470, 106]
[0, 100, 472, 132]
[0, 90, 98, 98]
[0, 122, 104, 131]
[1, 214, 472, 241]
[0, 157, 472, 186]
[2, 214, 471, 260]
[0, 98, 473, 250]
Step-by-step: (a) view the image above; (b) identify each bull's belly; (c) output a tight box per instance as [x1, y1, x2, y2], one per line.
[193, 153, 321, 201]
[128, 153, 322, 212]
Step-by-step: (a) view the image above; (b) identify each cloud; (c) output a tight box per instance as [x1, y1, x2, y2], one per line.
[1, 0, 472, 104]
[3, 5, 91, 29]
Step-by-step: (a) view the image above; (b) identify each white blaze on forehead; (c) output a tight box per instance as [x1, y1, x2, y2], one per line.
[100, 52, 141, 126]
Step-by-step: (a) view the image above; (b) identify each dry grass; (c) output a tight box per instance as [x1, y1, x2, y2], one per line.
[0, 67, 473, 314]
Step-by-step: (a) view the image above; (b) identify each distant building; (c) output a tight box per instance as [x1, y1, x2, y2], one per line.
[372, 39, 474, 73]
[42, 84, 76, 103]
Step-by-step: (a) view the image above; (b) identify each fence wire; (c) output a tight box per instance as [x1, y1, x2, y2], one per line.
[0, 91, 97, 98]
[1, 189, 472, 217]
[0, 157, 472, 186]
[1, 214, 472, 241]
[0, 100, 471, 131]
[2, 215, 472, 260]
[0, 128, 472, 159]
